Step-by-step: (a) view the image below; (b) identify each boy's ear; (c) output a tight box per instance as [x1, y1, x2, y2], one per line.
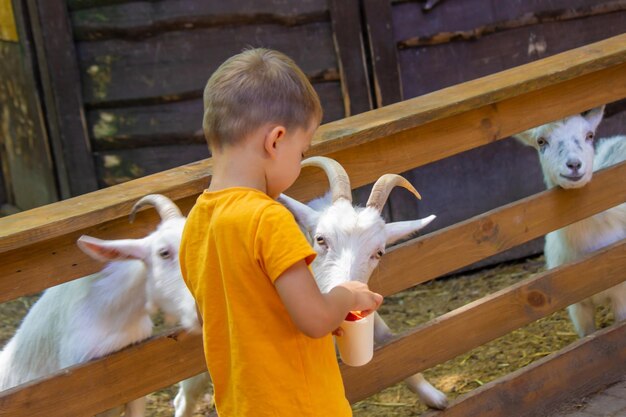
[264, 125, 286, 158]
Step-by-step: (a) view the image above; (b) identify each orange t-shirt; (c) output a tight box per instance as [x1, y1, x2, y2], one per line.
[180, 188, 352, 417]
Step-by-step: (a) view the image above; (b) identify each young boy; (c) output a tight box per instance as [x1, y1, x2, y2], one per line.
[179, 48, 383, 417]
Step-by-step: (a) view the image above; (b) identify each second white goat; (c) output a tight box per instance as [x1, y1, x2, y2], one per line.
[0, 195, 200, 417]
[279, 156, 448, 409]
[514, 106, 626, 337]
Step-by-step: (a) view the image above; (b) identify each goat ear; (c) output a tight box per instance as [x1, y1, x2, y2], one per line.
[278, 194, 320, 231]
[582, 105, 605, 131]
[384, 215, 436, 246]
[512, 129, 537, 147]
[77, 235, 148, 262]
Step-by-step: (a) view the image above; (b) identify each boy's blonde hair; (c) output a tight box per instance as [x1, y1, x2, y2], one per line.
[203, 48, 322, 151]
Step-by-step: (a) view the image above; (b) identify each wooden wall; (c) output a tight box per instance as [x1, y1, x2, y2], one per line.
[12, 0, 626, 264]
[0, 0, 57, 211]
[377, 0, 626, 267]
[66, 0, 357, 186]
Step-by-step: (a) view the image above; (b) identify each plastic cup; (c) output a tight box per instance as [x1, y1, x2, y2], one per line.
[335, 312, 374, 366]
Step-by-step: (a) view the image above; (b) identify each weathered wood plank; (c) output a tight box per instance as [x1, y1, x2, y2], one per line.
[341, 238, 626, 402]
[392, 0, 625, 46]
[421, 322, 626, 417]
[389, 6, 626, 264]
[26, 0, 98, 198]
[4, 57, 626, 250]
[70, 0, 329, 41]
[2, 238, 624, 415]
[0, 195, 199, 303]
[328, 0, 373, 116]
[398, 12, 626, 99]
[94, 145, 210, 186]
[77, 21, 338, 106]
[362, 0, 403, 106]
[86, 82, 345, 152]
[0, 6, 58, 210]
[371, 160, 626, 296]
[310, 61, 626, 194]
[0, 329, 206, 417]
[0, 34, 624, 278]
[1, 156, 623, 319]
[67, 0, 139, 11]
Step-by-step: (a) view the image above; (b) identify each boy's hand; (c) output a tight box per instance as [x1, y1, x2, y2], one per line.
[336, 281, 383, 317]
[275, 260, 382, 338]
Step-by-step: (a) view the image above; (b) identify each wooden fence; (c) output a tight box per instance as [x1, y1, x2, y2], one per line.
[0, 33, 625, 416]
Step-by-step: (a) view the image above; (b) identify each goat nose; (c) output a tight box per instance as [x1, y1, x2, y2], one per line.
[566, 159, 582, 171]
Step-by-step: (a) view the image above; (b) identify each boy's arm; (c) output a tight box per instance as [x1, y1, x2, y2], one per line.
[275, 260, 382, 339]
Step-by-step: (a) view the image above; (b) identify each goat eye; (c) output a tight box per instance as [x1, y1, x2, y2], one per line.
[373, 250, 384, 259]
[537, 137, 548, 147]
[158, 248, 171, 259]
[315, 235, 326, 246]
[585, 132, 594, 141]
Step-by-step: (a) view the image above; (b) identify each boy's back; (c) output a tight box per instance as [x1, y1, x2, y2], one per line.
[180, 187, 352, 417]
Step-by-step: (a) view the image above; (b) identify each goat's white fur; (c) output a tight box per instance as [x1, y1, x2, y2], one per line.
[0, 198, 204, 417]
[515, 106, 626, 336]
[278, 192, 448, 409]
[177, 186, 446, 411]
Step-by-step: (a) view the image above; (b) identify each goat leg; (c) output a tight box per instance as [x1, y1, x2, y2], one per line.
[373, 313, 448, 409]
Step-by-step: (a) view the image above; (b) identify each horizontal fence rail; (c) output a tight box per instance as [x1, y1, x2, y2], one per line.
[422, 321, 626, 417]
[372, 160, 626, 296]
[1, 33, 625, 416]
[343, 238, 626, 402]
[1, 239, 624, 415]
[1, 34, 626, 301]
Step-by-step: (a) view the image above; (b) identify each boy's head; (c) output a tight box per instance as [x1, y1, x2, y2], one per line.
[202, 48, 323, 152]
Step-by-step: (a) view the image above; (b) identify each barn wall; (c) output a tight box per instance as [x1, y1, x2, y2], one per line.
[17, 0, 625, 266]
[375, 0, 626, 268]
[0, 0, 58, 211]
[66, 0, 356, 186]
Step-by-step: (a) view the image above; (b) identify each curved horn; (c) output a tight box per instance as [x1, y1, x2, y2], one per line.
[302, 156, 352, 203]
[129, 194, 182, 223]
[366, 174, 422, 213]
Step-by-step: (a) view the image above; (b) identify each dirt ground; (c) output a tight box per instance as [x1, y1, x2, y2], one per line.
[0, 255, 614, 416]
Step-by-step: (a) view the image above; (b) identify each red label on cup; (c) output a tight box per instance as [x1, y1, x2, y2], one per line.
[345, 311, 365, 321]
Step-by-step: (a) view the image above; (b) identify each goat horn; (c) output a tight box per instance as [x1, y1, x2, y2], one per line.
[129, 194, 182, 223]
[366, 174, 422, 213]
[302, 156, 352, 203]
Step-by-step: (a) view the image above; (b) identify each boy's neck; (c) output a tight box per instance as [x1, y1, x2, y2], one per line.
[208, 143, 268, 194]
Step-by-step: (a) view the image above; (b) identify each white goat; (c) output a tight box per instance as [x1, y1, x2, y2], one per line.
[0, 195, 200, 417]
[279, 156, 448, 409]
[178, 157, 448, 411]
[515, 106, 626, 337]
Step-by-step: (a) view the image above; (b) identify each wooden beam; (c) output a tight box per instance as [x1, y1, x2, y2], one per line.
[340, 238, 626, 402]
[1, 33, 625, 250]
[370, 161, 626, 296]
[328, 0, 373, 116]
[398, 1, 626, 48]
[0, 330, 206, 417]
[26, 0, 98, 197]
[1, 158, 623, 304]
[421, 322, 626, 417]
[362, 0, 403, 106]
[2, 238, 624, 415]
